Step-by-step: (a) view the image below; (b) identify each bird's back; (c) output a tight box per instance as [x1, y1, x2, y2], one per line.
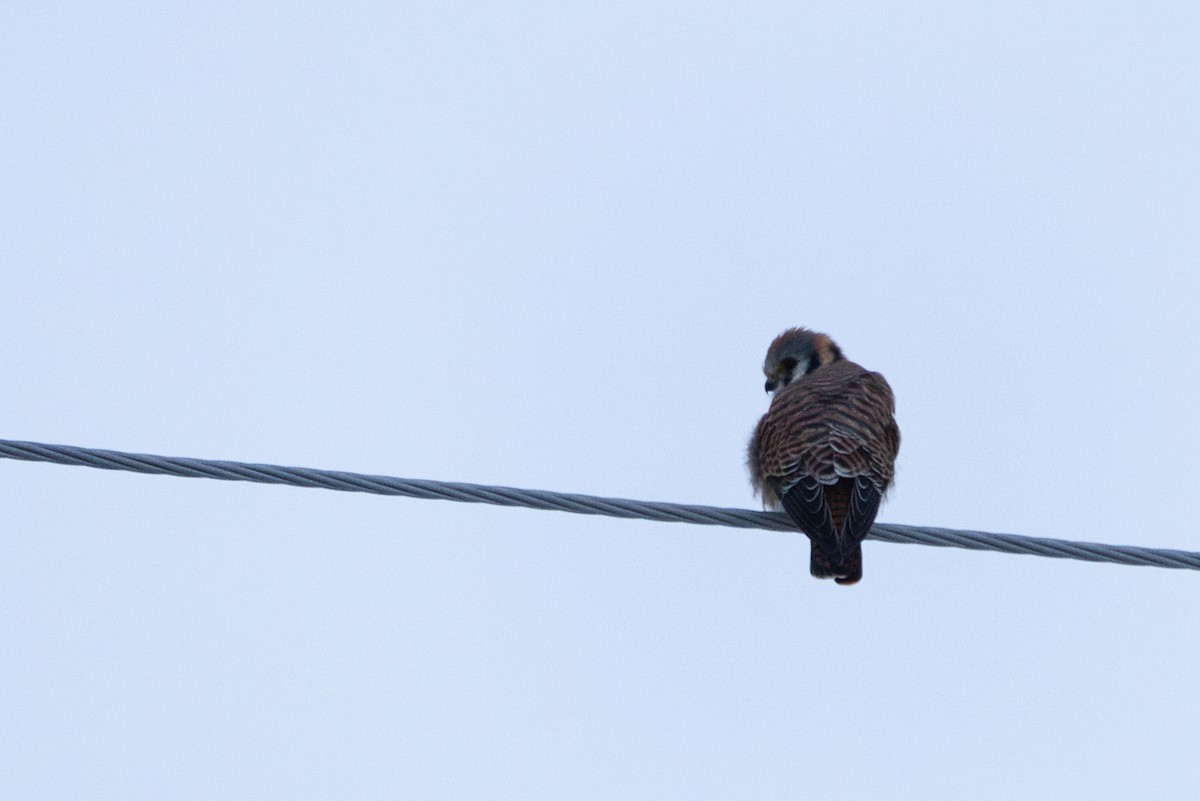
[751, 359, 899, 500]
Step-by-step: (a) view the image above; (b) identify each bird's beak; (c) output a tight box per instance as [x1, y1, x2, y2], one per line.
[764, 380, 778, 393]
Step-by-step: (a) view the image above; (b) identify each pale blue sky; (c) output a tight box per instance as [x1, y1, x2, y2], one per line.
[2, 2, 1199, 798]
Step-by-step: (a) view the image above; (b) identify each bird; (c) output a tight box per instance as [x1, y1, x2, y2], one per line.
[748, 328, 900, 585]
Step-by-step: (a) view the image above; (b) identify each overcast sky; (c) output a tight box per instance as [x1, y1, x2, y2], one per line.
[3, 2, 1199, 799]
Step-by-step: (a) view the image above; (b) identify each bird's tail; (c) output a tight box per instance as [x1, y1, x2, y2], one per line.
[810, 541, 863, 586]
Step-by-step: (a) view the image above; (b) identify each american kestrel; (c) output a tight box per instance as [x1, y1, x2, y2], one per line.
[748, 328, 900, 585]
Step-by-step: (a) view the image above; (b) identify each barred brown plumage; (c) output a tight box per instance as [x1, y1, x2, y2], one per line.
[749, 328, 901, 585]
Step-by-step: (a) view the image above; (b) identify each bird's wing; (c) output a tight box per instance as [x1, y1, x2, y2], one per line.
[825, 369, 900, 485]
[839, 475, 883, 557]
[778, 475, 838, 552]
[757, 363, 899, 488]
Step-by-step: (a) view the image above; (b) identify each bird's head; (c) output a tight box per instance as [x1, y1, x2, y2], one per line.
[761, 327, 844, 394]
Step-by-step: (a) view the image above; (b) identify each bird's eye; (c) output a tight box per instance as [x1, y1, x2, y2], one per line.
[780, 357, 798, 372]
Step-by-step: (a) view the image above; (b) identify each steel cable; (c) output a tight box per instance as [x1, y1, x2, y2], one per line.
[1, 438, 1196, 571]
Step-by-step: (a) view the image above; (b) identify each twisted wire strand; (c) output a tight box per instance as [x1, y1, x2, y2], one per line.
[1, 438, 1196, 571]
